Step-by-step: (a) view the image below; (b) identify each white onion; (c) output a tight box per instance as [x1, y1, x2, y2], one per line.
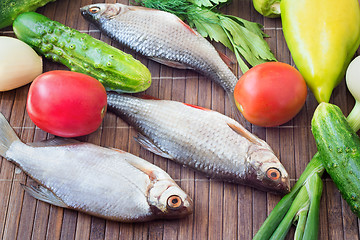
[346, 56, 360, 101]
[0, 36, 43, 91]
[345, 56, 360, 131]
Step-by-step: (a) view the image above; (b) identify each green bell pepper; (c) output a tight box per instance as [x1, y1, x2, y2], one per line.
[281, 0, 360, 103]
[252, 0, 281, 18]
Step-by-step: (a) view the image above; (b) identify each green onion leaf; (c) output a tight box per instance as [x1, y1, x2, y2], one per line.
[294, 207, 308, 240]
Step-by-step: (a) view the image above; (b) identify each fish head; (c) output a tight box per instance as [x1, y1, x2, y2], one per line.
[148, 180, 193, 219]
[247, 147, 290, 194]
[80, 3, 127, 23]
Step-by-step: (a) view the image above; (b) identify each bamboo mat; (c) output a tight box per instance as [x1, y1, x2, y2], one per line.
[1, 0, 360, 239]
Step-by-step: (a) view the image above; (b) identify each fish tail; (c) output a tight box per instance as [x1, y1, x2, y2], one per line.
[0, 113, 20, 157]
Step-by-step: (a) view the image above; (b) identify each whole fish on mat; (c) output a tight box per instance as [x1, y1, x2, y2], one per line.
[107, 93, 290, 194]
[80, 3, 238, 94]
[0, 113, 192, 222]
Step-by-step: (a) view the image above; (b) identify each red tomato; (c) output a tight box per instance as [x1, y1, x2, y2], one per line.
[27, 70, 107, 137]
[234, 62, 307, 127]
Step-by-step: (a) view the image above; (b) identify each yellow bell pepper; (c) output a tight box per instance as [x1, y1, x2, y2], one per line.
[281, 0, 360, 103]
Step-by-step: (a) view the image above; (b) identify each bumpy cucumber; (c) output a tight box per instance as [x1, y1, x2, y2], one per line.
[0, 0, 55, 29]
[13, 12, 151, 93]
[312, 102, 360, 218]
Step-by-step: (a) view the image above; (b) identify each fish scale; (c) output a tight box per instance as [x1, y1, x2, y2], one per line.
[6, 141, 151, 219]
[81, 3, 238, 94]
[107, 93, 290, 194]
[0, 113, 192, 222]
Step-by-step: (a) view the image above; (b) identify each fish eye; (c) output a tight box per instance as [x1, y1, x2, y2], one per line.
[167, 195, 183, 209]
[89, 7, 100, 14]
[266, 168, 281, 181]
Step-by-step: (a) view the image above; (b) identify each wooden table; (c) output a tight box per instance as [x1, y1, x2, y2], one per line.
[1, 0, 359, 239]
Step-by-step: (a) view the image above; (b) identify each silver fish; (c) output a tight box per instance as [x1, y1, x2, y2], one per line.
[80, 3, 238, 94]
[0, 113, 192, 222]
[107, 93, 290, 194]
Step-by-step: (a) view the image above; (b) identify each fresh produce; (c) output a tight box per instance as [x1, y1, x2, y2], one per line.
[0, 36, 42, 91]
[233, 62, 307, 127]
[312, 103, 360, 218]
[253, 154, 324, 240]
[0, 113, 193, 222]
[107, 92, 290, 194]
[81, 3, 238, 94]
[268, 172, 323, 240]
[254, 55, 360, 239]
[13, 12, 152, 93]
[134, 0, 277, 73]
[346, 56, 360, 131]
[252, 0, 281, 18]
[253, 0, 360, 235]
[297, 172, 323, 240]
[281, 0, 360, 103]
[0, 0, 55, 29]
[26, 71, 107, 137]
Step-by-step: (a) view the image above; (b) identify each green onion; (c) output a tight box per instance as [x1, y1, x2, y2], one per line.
[294, 207, 308, 240]
[252, 154, 324, 240]
[302, 173, 323, 240]
[255, 169, 323, 240]
[269, 186, 310, 240]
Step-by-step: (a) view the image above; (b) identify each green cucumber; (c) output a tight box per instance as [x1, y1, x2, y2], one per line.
[13, 12, 151, 93]
[311, 102, 360, 218]
[0, 0, 55, 29]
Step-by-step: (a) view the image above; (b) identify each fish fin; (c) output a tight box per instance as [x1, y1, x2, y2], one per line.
[138, 94, 161, 100]
[177, 18, 198, 35]
[149, 57, 192, 70]
[217, 50, 235, 69]
[0, 113, 21, 157]
[183, 103, 211, 111]
[110, 147, 159, 181]
[134, 134, 174, 159]
[104, 4, 121, 19]
[110, 148, 127, 154]
[27, 138, 81, 147]
[21, 183, 68, 208]
[227, 122, 266, 147]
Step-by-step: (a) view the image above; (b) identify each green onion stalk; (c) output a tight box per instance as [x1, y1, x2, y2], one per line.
[253, 154, 324, 240]
[253, 56, 360, 239]
[134, 0, 277, 73]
